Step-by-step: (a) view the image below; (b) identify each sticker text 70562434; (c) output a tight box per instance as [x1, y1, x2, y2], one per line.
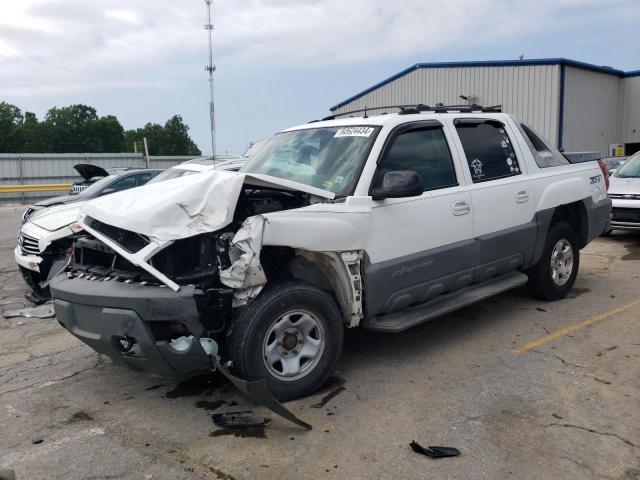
[334, 127, 374, 138]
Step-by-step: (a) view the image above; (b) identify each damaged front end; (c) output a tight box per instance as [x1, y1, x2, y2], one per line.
[51, 185, 310, 375]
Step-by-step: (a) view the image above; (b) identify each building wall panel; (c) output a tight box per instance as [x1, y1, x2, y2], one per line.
[332, 65, 561, 146]
[562, 66, 623, 155]
[621, 76, 640, 145]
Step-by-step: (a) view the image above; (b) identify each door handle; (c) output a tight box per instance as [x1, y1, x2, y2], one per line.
[516, 191, 529, 203]
[452, 201, 471, 216]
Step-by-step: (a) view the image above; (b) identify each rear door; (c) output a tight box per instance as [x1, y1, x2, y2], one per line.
[363, 121, 475, 317]
[452, 118, 536, 282]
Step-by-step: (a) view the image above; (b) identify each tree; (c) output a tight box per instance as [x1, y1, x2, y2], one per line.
[123, 116, 201, 156]
[161, 115, 201, 155]
[0, 102, 24, 153]
[0, 101, 201, 155]
[44, 104, 100, 152]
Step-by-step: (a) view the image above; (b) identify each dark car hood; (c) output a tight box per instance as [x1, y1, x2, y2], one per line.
[74, 164, 109, 180]
[33, 194, 83, 208]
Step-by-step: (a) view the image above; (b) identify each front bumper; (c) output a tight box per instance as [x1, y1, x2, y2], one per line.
[14, 246, 43, 272]
[50, 276, 214, 375]
[610, 199, 640, 231]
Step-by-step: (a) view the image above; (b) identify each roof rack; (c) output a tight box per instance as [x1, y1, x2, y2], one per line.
[324, 103, 502, 120]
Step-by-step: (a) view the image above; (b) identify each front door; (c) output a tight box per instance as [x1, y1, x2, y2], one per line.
[363, 121, 475, 317]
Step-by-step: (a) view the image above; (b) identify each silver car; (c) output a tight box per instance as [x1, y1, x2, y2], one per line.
[607, 151, 640, 232]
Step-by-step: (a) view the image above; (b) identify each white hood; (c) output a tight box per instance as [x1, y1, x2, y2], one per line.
[30, 202, 85, 231]
[80, 169, 334, 242]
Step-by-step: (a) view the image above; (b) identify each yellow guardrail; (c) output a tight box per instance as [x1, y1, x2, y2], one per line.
[0, 184, 72, 193]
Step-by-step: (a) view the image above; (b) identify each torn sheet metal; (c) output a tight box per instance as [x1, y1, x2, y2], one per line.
[219, 216, 267, 305]
[3, 302, 55, 319]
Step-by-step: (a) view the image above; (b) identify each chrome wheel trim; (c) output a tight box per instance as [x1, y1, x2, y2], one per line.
[550, 238, 574, 286]
[262, 310, 326, 382]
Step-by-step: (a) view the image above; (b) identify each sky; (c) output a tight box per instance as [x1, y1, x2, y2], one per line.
[0, 0, 639, 155]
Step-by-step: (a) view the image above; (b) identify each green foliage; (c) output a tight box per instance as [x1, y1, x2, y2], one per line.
[123, 115, 201, 155]
[0, 101, 201, 155]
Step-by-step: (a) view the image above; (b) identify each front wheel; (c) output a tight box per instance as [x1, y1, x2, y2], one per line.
[227, 280, 344, 401]
[526, 222, 580, 301]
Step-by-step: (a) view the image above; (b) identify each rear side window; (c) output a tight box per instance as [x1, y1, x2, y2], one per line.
[455, 121, 521, 183]
[517, 123, 569, 168]
[378, 127, 457, 191]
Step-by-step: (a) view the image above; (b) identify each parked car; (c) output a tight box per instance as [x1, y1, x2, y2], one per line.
[16, 169, 162, 302]
[50, 108, 611, 402]
[21, 167, 161, 224]
[601, 156, 627, 175]
[606, 151, 640, 232]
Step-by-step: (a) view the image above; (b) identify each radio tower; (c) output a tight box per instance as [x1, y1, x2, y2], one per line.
[204, 0, 216, 159]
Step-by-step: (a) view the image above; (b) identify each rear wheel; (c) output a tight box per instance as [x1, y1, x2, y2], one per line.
[526, 222, 580, 301]
[227, 280, 344, 401]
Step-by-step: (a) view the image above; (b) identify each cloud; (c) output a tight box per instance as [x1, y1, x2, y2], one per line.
[0, 0, 637, 99]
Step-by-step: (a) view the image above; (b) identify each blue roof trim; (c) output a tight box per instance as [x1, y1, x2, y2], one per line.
[330, 58, 638, 111]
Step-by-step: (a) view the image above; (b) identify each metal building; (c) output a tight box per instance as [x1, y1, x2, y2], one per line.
[329, 58, 640, 157]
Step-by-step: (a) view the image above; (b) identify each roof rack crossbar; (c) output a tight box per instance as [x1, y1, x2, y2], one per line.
[330, 103, 501, 118]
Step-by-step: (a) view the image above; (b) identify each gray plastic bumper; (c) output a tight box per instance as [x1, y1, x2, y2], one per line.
[587, 198, 612, 241]
[50, 276, 212, 375]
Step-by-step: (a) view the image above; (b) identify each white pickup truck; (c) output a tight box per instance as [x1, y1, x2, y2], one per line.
[50, 107, 611, 402]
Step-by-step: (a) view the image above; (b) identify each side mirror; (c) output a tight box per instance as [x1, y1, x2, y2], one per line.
[371, 170, 424, 201]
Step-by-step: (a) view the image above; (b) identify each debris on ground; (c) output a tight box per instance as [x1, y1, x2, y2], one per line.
[410, 441, 460, 459]
[212, 411, 271, 429]
[311, 386, 346, 409]
[536, 307, 547, 312]
[3, 302, 55, 319]
[210, 411, 272, 438]
[31, 438, 44, 445]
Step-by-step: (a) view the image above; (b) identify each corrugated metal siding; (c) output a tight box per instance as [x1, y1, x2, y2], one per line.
[0, 154, 197, 203]
[332, 65, 561, 145]
[621, 76, 640, 145]
[561, 67, 623, 156]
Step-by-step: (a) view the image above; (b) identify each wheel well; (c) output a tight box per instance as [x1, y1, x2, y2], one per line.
[260, 247, 354, 325]
[551, 201, 589, 248]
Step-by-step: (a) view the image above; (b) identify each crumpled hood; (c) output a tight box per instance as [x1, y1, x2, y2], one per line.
[79, 169, 334, 242]
[609, 175, 640, 195]
[30, 201, 85, 231]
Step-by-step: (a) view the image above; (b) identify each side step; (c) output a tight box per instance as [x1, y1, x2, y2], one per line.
[364, 271, 528, 333]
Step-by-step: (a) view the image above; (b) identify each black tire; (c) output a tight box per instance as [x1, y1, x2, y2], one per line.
[227, 280, 344, 401]
[526, 222, 580, 301]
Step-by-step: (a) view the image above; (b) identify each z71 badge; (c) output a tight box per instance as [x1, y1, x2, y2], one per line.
[590, 175, 602, 184]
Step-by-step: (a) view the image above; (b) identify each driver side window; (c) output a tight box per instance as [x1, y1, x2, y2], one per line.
[378, 126, 458, 191]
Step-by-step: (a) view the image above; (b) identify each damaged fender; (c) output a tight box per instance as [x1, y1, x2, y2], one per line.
[219, 216, 268, 305]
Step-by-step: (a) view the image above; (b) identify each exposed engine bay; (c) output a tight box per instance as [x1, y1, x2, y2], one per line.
[66, 187, 310, 339]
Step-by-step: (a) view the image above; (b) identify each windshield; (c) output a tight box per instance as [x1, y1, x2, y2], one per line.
[79, 175, 117, 197]
[613, 152, 640, 178]
[147, 168, 200, 184]
[241, 126, 379, 195]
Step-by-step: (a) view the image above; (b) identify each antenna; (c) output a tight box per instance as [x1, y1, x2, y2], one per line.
[204, 0, 216, 161]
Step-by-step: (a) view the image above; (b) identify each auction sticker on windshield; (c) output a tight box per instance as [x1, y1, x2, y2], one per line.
[334, 127, 375, 138]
